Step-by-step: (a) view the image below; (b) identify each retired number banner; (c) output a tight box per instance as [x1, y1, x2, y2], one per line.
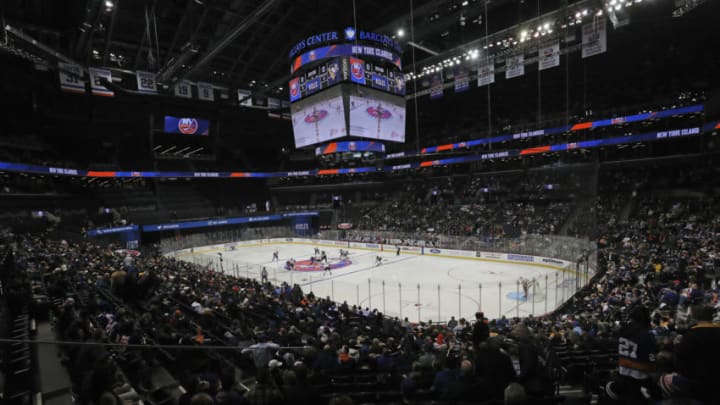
[505, 55, 525, 79]
[582, 18, 607, 58]
[538, 43, 560, 71]
[477, 60, 495, 87]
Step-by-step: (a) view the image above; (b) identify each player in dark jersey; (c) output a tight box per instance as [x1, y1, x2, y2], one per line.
[521, 278, 530, 301]
[605, 305, 657, 403]
[272, 250, 279, 262]
[320, 250, 327, 263]
[396, 246, 401, 256]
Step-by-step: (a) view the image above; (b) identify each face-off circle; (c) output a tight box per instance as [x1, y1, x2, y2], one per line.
[366, 106, 392, 119]
[285, 258, 352, 272]
[304, 109, 329, 123]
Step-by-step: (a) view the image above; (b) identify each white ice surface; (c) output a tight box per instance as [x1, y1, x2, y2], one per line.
[178, 243, 577, 323]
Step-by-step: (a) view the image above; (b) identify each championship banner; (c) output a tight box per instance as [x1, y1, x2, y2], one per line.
[58, 62, 85, 94]
[89, 67, 114, 97]
[174, 80, 192, 98]
[238, 89, 253, 106]
[582, 18, 607, 58]
[267, 97, 281, 118]
[429, 71, 444, 100]
[453, 65, 470, 93]
[135, 71, 157, 94]
[197, 82, 214, 101]
[505, 55, 525, 79]
[538, 43, 560, 71]
[349, 57, 366, 85]
[477, 60, 495, 87]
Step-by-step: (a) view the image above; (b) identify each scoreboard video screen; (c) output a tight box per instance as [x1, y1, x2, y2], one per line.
[291, 86, 347, 148]
[289, 58, 345, 103]
[348, 87, 405, 143]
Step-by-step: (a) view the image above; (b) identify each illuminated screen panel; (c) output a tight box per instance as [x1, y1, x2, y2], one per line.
[348, 87, 405, 143]
[163, 116, 210, 135]
[291, 86, 347, 148]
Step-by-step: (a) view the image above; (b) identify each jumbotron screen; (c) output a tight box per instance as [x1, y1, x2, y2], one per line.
[348, 87, 405, 143]
[291, 86, 347, 148]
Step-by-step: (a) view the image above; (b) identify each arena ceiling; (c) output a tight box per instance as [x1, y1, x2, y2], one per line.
[3, 0, 587, 94]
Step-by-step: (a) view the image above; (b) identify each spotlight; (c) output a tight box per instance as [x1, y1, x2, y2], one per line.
[397, 28, 405, 37]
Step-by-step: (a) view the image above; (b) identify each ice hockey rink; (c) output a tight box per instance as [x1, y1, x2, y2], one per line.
[173, 242, 579, 323]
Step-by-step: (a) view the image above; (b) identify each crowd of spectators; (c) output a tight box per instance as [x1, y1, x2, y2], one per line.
[4, 183, 718, 404]
[355, 172, 579, 238]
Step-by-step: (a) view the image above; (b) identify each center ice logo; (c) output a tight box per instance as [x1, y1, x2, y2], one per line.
[304, 109, 328, 123]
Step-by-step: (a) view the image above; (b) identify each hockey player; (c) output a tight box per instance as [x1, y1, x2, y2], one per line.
[314, 247, 320, 256]
[323, 262, 332, 276]
[261, 267, 268, 283]
[375, 256, 382, 267]
[521, 278, 530, 301]
[320, 250, 327, 263]
[396, 246, 401, 256]
[272, 250, 279, 262]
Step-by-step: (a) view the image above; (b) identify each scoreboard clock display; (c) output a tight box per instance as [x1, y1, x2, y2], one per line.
[290, 57, 404, 103]
[294, 58, 344, 101]
[362, 60, 405, 96]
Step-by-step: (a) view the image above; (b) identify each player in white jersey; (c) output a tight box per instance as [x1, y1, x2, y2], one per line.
[375, 256, 382, 267]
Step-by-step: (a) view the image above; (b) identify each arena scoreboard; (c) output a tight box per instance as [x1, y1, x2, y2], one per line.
[288, 28, 407, 149]
[290, 57, 404, 103]
[290, 58, 346, 102]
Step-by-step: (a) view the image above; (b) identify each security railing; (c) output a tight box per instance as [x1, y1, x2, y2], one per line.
[160, 226, 597, 323]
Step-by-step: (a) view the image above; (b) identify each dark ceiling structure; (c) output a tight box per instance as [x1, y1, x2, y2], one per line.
[2, 0, 597, 92]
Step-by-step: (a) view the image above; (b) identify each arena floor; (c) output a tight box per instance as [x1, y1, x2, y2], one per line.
[176, 242, 578, 323]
